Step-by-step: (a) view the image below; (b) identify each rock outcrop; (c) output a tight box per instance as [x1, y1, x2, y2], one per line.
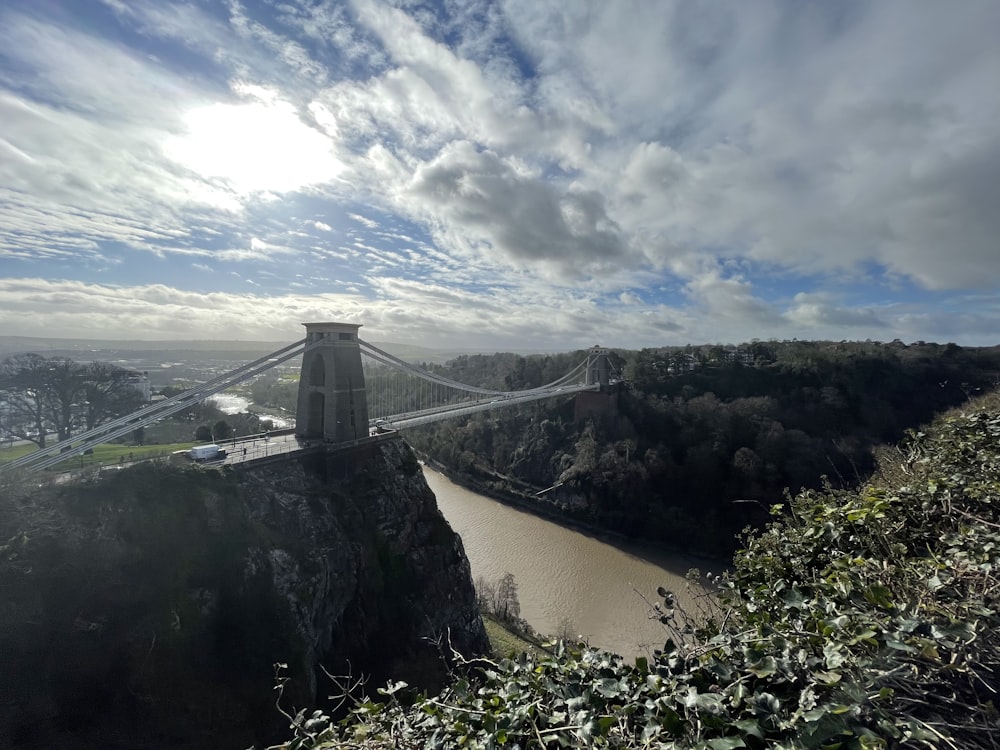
[0, 439, 488, 749]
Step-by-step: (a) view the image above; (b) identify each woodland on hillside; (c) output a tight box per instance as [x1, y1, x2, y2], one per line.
[277, 384, 1000, 750]
[407, 340, 1000, 555]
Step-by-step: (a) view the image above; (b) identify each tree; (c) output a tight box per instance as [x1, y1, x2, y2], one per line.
[553, 616, 577, 643]
[213, 420, 233, 440]
[493, 572, 521, 623]
[0, 354, 53, 447]
[474, 576, 496, 613]
[474, 573, 522, 625]
[194, 425, 213, 442]
[41, 357, 85, 442]
[0, 355, 145, 447]
[79, 361, 145, 430]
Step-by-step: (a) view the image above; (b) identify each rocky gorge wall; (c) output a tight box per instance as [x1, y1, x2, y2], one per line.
[0, 439, 488, 749]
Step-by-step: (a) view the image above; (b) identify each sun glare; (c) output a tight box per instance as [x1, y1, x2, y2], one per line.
[166, 93, 342, 194]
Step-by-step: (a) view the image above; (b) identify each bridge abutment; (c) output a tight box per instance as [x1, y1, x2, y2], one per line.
[295, 322, 369, 443]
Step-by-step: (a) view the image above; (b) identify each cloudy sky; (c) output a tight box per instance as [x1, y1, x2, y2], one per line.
[1, 0, 998, 351]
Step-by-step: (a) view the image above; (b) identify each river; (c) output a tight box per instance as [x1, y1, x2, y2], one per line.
[208, 394, 293, 429]
[424, 468, 719, 659]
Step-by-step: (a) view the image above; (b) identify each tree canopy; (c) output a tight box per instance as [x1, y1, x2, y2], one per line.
[0, 354, 145, 447]
[407, 340, 1000, 555]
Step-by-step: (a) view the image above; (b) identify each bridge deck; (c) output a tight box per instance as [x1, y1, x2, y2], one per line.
[196, 430, 400, 469]
[4, 330, 611, 475]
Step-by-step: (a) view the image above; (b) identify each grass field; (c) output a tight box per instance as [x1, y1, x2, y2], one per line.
[482, 614, 550, 659]
[0, 443, 37, 462]
[0, 441, 198, 470]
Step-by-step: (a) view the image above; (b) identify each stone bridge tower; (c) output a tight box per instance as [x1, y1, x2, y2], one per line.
[295, 322, 369, 443]
[585, 346, 611, 388]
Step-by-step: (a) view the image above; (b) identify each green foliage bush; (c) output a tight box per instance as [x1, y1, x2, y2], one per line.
[213, 419, 233, 440]
[275, 394, 1000, 749]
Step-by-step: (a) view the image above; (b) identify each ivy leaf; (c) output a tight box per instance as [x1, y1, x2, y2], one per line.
[596, 678, 622, 698]
[823, 642, 845, 669]
[641, 720, 661, 742]
[733, 720, 763, 739]
[377, 680, 408, 696]
[598, 716, 616, 735]
[863, 584, 895, 610]
[707, 737, 747, 750]
[754, 692, 781, 716]
[747, 656, 778, 678]
[781, 587, 807, 609]
[684, 688, 724, 715]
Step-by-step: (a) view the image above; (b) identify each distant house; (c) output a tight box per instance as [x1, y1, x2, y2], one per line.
[720, 348, 754, 366]
[665, 353, 699, 374]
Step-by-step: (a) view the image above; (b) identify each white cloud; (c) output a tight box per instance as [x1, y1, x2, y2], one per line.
[1, 0, 999, 349]
[401, 141, 632, 278]
[0, 17, 248, 261]
[683, 270, 782, 327]
[226, 0, 330, 85]
[784, 293, 887, 329]
[502, 1, 1000, 289]
[350, 0, 540, 150]
[348, 213, 379, 229]
[0, 278, 367, 341]
[213, 238, 297, 263]
[165, 85, 343, 194]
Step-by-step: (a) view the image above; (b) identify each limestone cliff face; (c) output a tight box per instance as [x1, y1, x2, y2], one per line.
[239, 440, 489, 697]
[0, 439, 488, 749]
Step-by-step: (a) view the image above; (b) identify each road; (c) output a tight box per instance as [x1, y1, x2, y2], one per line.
[216, 432, 314, 465]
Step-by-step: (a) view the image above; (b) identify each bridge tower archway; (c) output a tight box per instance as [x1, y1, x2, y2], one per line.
[309, 355, 326, 386]
[305, 391, 325, 436]
[586, 346, 611, 388]
[295, 322, 368, 442]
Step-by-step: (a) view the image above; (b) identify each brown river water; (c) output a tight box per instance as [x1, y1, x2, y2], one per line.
[424, 467, 720, 659]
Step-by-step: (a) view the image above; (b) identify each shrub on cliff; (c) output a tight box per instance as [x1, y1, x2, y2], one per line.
[275, 392, 1000, 749]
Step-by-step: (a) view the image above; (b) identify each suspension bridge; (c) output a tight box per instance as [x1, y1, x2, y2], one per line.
[3, 322, 615, 474]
